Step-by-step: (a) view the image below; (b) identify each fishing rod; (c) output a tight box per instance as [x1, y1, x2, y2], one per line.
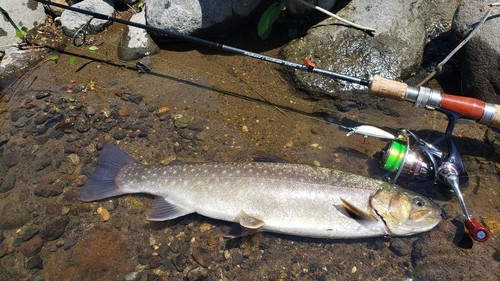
[36, 0, 500, 129]
[37, 0, 495, 242]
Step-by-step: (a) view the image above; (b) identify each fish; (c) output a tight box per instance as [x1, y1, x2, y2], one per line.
[78, 143, 442, 239]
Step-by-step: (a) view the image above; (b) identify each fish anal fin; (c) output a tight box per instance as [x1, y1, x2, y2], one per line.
[147, 197, 194, 221]
[339, 198, 378, 222]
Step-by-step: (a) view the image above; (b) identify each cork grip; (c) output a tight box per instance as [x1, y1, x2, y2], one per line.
[368, 75, 408, 100]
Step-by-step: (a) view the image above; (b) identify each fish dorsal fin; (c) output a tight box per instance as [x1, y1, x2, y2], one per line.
[238, 210, 265, 229]
[147, 197, 194, 221]
[224, 210, 265, 238]
[339, 198, 378, 222]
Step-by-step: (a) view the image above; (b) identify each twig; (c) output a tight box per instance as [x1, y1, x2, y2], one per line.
[417, 3, 498, 87]
[294, 0, 376, 33]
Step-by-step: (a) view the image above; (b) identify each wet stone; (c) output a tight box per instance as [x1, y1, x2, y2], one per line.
[128, 93, 143, 104]
[34, 183, 64, 198]
[173, 253, 189, 272]
[0, 202, 30, 229]
[72, 83, 86, 93]
[14, 117, 29, 128]
[35, 158, 52, 171]
[231, 252, 244, 266]
[0, 174, 16, 193]
[389, 238, 413, 256]
[2, 151, 19, 168]
[21, 235, 44, 257]
[75, 117, 91, 133]
[84, 105, 97, 117]
[36, 91, 51, 99]
[22, 228, 40, 241]
[112, 129, 127, 140]
[192, 246, 212, 268]
[26, 255, 43, 270]
[149, 255, 162, 269]
[45, 114, 64, 128]
[34, 113, 50, 125]
[124, 271, 141, 281]
[63, 237, 77, 250]
[40, 216, 69, 241]
[187, 267, 208, 281]
[10, 109, 22, 122]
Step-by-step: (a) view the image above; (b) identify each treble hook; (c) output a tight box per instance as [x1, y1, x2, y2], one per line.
[72, 16, 95, 47]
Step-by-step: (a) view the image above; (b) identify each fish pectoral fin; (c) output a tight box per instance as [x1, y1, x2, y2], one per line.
[238, 210, 265, 229]
[147, 197, 194, 221]
[338, 198, 378, 222]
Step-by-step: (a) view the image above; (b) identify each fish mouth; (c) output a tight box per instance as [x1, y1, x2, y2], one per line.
[410, 208, 442, 222]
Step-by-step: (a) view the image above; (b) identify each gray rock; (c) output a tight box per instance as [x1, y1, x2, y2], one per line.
[452, 0, 499, 103]
[26, 255, 43, 270]
[40, 216, 70, 241]
[0, 0, 46, 52]
[145, 0, 264, 36]
[281, 0, 460, 98]
[118, 11, 160, 61]
[60, 0, 115, 37]
[0, 47, 44, 82]
[0, 173, 16, 193]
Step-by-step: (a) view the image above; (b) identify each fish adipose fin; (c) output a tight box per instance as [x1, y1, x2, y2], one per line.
[339, 198, 378, 222]
[147, 197, 194, 221]
[225, 210, 265, 238]
[78, 143, 136, 202]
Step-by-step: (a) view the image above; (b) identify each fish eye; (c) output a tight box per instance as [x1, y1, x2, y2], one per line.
[413, 197, 426, 207]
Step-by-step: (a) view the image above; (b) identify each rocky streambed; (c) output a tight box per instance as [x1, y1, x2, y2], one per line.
[0, 1, 499, 281]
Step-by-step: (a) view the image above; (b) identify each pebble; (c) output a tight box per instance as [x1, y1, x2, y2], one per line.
[124, 271, 141, 281]
[97, 207, 111, 222]
[40, 216, 70, 241]
[34, 113, 50, 125]
[35, 91, 51, 99]
[174, 114, 194, 129]
[112, 129, 127, 140]
[63, 237, 77, 250]
[231, 252, 244, 266]
[75, 117, 91, 133]
[68, 154, 80, 165]
[34, 183, 64, 198]
[21, 236, 44, 257]
[187, 267, 208, 281]
[72, 83, 86, 93]
[191, 246, 212, 268]
[26, 255, 43, 270]
[10, 110, 22, 122]
[101, 200, 116, 211]
[0, 174, 16, 193]
[13, 117, 29, 128]
[22, 228, 40, 241]
[389, 238, 413, 256]
[241, 125, 249, 132]
[85, 105, 97, 117]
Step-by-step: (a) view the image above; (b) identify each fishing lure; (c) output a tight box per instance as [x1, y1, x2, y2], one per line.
[341, 125, 395, 140]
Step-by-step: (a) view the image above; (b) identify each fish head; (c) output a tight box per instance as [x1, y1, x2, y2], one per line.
[370, 186, 442, 236]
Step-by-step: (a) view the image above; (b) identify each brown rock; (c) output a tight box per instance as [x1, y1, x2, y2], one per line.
[21, 235, 44, 257]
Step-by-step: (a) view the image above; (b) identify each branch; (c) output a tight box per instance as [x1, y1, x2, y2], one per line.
[417, 3, 498, 87]
[294, 0, 376, 33]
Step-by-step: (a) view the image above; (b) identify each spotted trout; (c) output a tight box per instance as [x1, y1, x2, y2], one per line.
[79, 143, 442, 238]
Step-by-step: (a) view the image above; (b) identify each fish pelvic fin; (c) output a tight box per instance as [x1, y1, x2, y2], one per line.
[78, 143, 136, 202]
[225, 210, 265, 238]
[339, 198, 378, 222]
[147, 197, 194, 221]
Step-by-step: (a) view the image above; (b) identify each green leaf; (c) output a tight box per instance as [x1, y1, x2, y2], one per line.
[88, 46, 98, 53]
[69, 56, 76, 65]
[258, 1, 286, 40]
[15, 27, 28, 39]
[48, 55, 60, 62]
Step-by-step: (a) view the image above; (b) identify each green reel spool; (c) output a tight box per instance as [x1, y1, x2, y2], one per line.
[382, 140, 407, 172]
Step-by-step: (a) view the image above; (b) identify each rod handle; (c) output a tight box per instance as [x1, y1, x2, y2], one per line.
[368, 75, 407, 100]
[441, 94, 500, 128]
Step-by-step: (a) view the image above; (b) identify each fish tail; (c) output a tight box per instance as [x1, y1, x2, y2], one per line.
[78, 143, 136, 202]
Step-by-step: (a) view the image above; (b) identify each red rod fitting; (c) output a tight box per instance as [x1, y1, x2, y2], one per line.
[440, 94, 486, 120]
[464, 218, 491, 242]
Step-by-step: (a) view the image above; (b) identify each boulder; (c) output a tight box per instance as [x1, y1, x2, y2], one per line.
[0, 0, 46, 52]
[59, 0, 115, 37]
[281, 0, 460, 98]
[118, 10, 160, 61]
[145, 0, 264, 36]
[452, 0, 499, 103]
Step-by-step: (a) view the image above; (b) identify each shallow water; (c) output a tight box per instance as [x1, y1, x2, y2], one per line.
[0, 14, 499, 281]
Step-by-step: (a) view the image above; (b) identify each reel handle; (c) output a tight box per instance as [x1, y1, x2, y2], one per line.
[464, 218, 491, 242]
[369, 75, 500, 128]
